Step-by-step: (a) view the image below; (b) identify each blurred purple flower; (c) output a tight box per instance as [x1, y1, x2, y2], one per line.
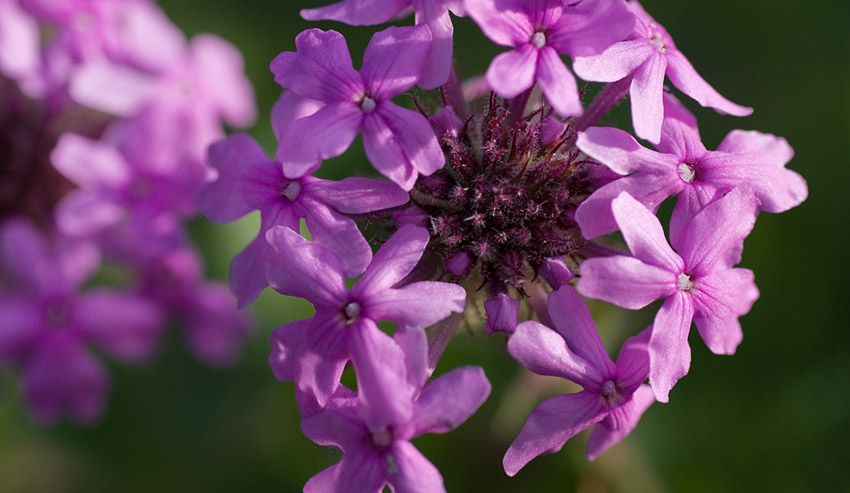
[0, 219, 163, 424]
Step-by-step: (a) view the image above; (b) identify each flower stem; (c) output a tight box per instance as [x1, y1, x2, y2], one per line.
[427, 311, 463, 375]
[575, 76, 632, 131]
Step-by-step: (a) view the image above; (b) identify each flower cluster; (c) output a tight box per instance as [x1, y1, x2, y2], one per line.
[1, 0, 809, 489]
[195, 0, 807, 489]
[0, 0, 256, 424]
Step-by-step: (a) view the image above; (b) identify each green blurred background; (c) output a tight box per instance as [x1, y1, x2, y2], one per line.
[2, 1, 848, 491]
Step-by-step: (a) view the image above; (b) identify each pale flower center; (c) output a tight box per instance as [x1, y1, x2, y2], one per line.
[677, 162, 697, 183]
[343, 301, 362, 324]
[281, 180, 301, 202]
[359, 95, 377, 114]
[530, 31, 547, 49]
[371, 428, 393, 450]
[600, 380, 625, 407]
[601, 380, 618, 398]
[677, 272, 694, 292]
[649, 32, 666, 52]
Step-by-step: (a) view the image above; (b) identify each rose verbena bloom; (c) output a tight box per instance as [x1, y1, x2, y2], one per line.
[199, 0, 807, 488]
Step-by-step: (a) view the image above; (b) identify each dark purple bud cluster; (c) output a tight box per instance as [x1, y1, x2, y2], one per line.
[0, 80, 101, 223]
[411, 95, 602, 296]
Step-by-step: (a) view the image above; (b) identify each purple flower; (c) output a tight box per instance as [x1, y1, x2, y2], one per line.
[271, 26, 444, 190]
[575, 95, 808, 239]
[465, 0, 634, 116]
[301, 0, 466, 90]
[504, 286, 655, 474]
[0, 219, 163, 424]
[301, 327, 490, 492]
[266, 224, 466, 410]
[50, 122, 204, 254]
[69, 33, 256, 159]
[19, 0, 187, 96]
[23, 0, 185, 69]
[198, 132, 410, 307]
[577, 189, 760, 401]
[140, 248, 252, 367]
[573, 0, 752, 143]
[0, 0, 40, 85]
[484, 293, 520, 334]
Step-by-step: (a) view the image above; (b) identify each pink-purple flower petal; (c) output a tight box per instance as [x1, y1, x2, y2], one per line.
[301, 196, 373, 278]
[465, 0, 533, 47]
[361, 103, 445, 190]
[300, 0, 410, 25]
[508, 320, 599, 387]
[629, 53, 667, 144]
[264, 225, 348, 309]
[586, 384, 654, 461]
[503, 391, 605, 476]
[648, 293, 695, 402]
[355, 224, 430, 296]
[611, 192, 683, 272]
[665, 49, 753, 117]
[691, 269, 757, 355]
[484, 293, 520, 334]
[408, 366, 491, 436]
[546, 0, 634, 56]
[270, 28, 362, 103]
[230, 206, 299, 308]
[275, 101, 363, 178]
[385, 440, 446, 493]
[349, 319, 415, 431]
[363, 281, 466, 329]
[546, 286, 616, 376]
[677, 186, 757, 277]
[485, 43, 537, 99]
[572, 40, 653, 83]
[536, 46, 581, 116]
[308, 177, 409, 215]
[23, 335, 109, 425]
[199, 133, 275, 222]
[578, 256, 676, 310]
[361, 25, 431, 100]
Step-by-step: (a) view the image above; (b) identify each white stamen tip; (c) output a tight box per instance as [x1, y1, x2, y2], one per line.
[344, 301, 362, 322]
[678, 162, 696, 183]
[282, 180, 302, 201]
[359, 96, 377, 113]
[677, 272, 694, 292]
[531, 31, 547, 49]
[371, 429, 393, 449]
[650, 34, 666, 52]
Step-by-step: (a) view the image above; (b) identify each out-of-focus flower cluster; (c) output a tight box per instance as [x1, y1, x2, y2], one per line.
[193, 0, 808, 490]
[0, 0, 256, 424]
